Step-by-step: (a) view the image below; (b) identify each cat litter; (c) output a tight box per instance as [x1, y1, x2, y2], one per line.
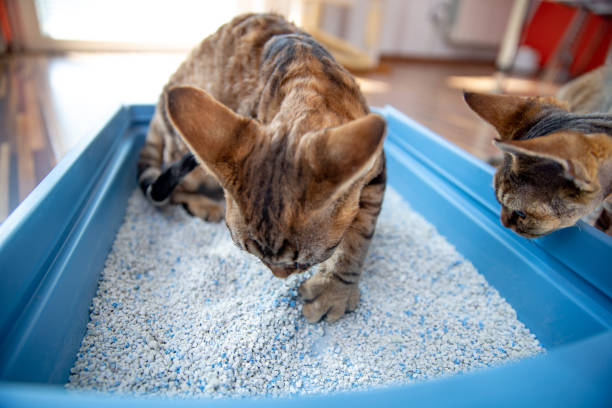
[66, 187, 544, 397]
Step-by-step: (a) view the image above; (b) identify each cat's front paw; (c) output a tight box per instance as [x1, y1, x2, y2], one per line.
[299, 273, 360, 323]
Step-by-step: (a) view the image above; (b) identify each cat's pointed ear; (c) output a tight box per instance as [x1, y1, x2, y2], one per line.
[166, 86, 260, 183]
[463, 91, 568, 140]
[493, 133, 597, 191]
[303, 113, 386, 193]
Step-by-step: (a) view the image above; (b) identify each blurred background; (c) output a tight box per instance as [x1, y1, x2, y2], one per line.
[0, 0, 611, 223]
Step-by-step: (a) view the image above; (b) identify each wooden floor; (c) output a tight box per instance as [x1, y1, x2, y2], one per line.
[0, 52, 559, 223]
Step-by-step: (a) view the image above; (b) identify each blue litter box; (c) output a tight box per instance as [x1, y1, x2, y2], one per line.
[0, 105, 611, 407]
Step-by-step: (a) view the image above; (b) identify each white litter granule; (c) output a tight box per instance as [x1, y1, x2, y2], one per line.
[66, 187, 544, 397]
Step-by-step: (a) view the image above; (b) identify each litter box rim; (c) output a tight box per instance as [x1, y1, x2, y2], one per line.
[0, 105, 610, 407]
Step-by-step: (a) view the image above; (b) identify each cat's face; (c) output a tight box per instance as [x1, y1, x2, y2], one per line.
[493, 153, 595, 237]
[465, 92, 603, 238]
[167, 86, 385, 276]
[220, 135, 365, 277]
[223, 177, 358, 277]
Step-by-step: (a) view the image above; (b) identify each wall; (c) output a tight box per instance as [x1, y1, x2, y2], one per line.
[320, 0, 514, 61]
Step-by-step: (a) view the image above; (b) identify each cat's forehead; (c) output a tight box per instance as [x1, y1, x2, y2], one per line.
[500, 153, 563, 179]
[242, 146, 299, 186]
[495, 156, 580, 205]
[234, 156, 302, 221]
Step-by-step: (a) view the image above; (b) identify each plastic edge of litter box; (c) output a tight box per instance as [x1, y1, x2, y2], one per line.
[0, 107, 128, 339]
[0, 107, 127, 341]
[375, 105, 612, 302]
[0, 105, 610, 407]
[0, 106, 150, 383]
[0, 330, 611, 408]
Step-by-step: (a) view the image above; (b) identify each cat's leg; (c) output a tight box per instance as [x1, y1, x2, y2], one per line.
[298, 238, 363, 323]
[299, 168, 386, 323]
[171, 192, 225, 222]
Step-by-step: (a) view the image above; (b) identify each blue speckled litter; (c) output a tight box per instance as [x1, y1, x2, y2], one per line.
[66, 188, 544, 397]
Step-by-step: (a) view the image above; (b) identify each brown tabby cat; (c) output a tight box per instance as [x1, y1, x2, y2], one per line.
[137, 13, 387, 323]
[464, 71, 612, 237]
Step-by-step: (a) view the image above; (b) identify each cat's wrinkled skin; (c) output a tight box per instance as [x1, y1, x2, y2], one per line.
[464, 91, 612, 238]
[137, 13, 386, 322]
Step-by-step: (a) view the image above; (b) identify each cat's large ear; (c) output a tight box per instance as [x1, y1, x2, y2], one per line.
[463, 91, 568, 140]
[166, 85, 260, 184]
[493, 132, 597, 191]
[302, 113, 386, 198]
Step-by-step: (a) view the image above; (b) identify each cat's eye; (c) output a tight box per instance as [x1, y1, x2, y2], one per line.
[513, 210, 526, 219]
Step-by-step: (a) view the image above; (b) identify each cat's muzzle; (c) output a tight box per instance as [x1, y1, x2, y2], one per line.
[500, 207, 551, 238]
